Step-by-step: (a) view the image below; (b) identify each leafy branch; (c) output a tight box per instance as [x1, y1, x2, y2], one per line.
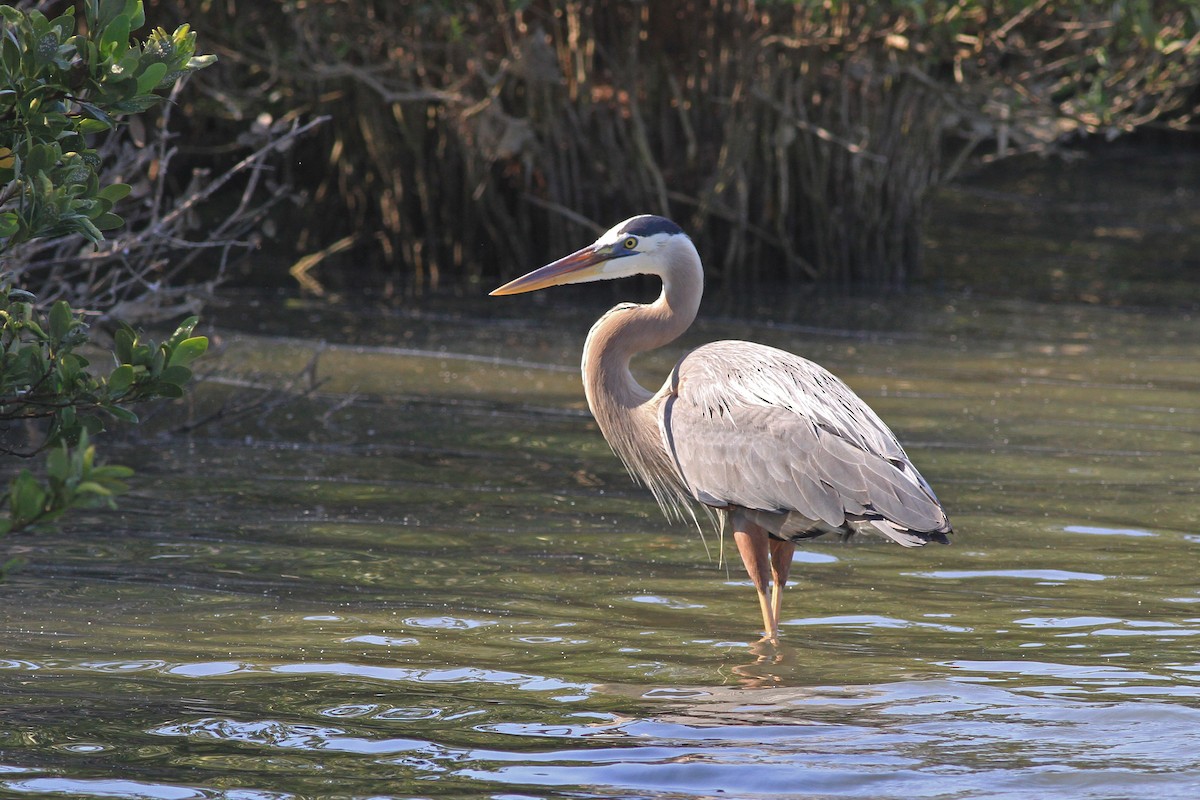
[0, 0, 214, 540]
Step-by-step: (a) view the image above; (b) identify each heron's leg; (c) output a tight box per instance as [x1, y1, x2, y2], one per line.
[769, 538, 796, 633]
[733, 522, 776, 640]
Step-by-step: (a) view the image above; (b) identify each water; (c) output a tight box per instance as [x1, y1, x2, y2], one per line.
[2, 146, 1199, 799]
[1, 279, 1198, 798]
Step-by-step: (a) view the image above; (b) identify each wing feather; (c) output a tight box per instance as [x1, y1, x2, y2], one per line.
[659, 340, 950, 541]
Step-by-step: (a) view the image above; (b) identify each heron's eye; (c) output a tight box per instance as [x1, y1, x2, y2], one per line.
[623, 236, 638, 251]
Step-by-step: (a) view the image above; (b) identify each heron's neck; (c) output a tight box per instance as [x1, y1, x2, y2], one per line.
[578, 243, 703, 517]
[582, 255, 703, 415]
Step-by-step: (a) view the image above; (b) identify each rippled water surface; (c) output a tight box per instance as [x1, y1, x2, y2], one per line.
[2, 279, 1199, 799]
[4, 149, 1200, 800]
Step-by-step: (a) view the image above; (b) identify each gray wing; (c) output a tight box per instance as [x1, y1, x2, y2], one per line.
[658, 340, 950, 540]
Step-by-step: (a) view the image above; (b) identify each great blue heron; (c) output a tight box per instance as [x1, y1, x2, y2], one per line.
[491, 215, 951, 640]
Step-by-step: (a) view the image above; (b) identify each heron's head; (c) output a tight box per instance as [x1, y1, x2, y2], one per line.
[490, 215, 691, 296]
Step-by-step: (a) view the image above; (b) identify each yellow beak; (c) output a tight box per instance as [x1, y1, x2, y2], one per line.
[490, 245, 611, 296]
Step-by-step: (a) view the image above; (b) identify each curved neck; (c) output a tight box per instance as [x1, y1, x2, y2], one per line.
[582, 250, 703, 414]
[577, 238, 703, 519]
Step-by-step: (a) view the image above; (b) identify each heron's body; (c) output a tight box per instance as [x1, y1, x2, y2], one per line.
[493, 215, 951, 639]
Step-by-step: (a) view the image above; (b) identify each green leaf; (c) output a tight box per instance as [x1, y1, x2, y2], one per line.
[75, 215, 104, 245]
[130, 343, 151, 366]
[153, 381, 183, 398]
[166, 316, 199, 347]
[48, 300, 72, 340]
[78, 101, 115, 128]
[77, 118, 112, 134]
[103, 404, 138, 423]
[76, 480, 113, 497]
[186, 53, 217, 70]
[167, 336, 207, 368]
[94, 212, 123, 230]
[97, 182, 131, 202]
[0, 212, 18, 239]
[100, 13, 132, 55]
[46, 446, 69, 482]
[96, 0, 126, 28]
[135, 61, 167, 94]
[90, 464, 135, 480]
[24, 144, 56, 175]
[11, 470, 46, 523]
[159, 364, 192, 386]
[149, 344, 164, 375]
[21, 318, 49, 341]
[33, 32, 59, 67]
[80, 435, 95, 471]
[107, 363, 134, 395]
[114, 326, 135, 363]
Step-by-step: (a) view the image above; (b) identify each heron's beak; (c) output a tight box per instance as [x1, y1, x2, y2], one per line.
[489, 245, 612, 296]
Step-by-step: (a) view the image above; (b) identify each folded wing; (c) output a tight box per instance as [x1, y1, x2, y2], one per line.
[659, 340, 951, 543]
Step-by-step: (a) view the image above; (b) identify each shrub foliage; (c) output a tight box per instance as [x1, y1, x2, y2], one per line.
[0, 0, 213, 539]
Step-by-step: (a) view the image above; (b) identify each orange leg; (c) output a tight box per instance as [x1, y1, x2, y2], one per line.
[733, 521, 780, 640]
[769, 538, 796, 634]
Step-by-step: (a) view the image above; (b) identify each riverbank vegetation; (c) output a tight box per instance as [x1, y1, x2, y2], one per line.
[141, 0, 1198, 294]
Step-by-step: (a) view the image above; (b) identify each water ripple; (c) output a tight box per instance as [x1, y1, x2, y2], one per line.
[943, 659, 1169, 683]
[402, 616, 495, 630]
[628, 595, 706, 609]
[76, 660, 169, 673]
[1064, 525, 1157, 537]
[0, 776, 294, 799]
[341, 634, 420, 647]
[1014, 616, 1123, 628]
[152, 717, 441, 757]
[909, 569, 1107, 583]
[2, 777, 205, 799]
[1014, 616, 1200, 639]
[270, 661, 593, 694]
[166, 662, 253, 677]
[784, 614, 971, 632]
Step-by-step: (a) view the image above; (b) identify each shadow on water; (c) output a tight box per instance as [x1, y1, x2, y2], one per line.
[2, 150, 1200, 798]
